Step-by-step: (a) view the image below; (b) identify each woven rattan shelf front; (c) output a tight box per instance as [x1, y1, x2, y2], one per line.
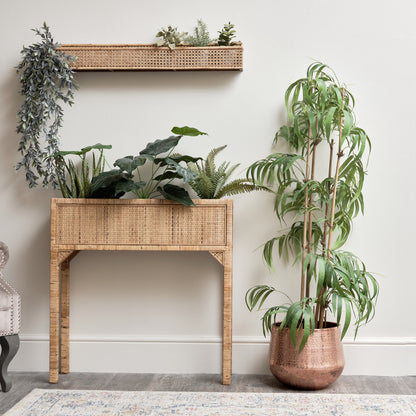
[59, 44, 243, 71]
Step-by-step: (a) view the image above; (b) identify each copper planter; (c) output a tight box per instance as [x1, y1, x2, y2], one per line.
[269, 322, 344, 390]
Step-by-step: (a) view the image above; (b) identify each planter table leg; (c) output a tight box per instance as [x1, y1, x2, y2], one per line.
[60, 258, 70, 374]
[49, 250, 60, 383]
[222, 250, 232, 385]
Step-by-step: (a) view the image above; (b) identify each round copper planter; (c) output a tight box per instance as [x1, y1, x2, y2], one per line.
[269, 322, 345, 390]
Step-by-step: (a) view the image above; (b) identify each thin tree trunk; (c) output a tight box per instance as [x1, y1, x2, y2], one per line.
[326, 88, 345, 254]
[317, 88, 345, 327]
[321, 139, 335, 252]
[315, 138, 334, 325]
[301, 121, 312, 301]
[306, 117, 319, 298]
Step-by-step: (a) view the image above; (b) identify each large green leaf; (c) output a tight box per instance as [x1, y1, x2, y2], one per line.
[139, 136, 181, 156]
[153, 171, 183, 181]
[52, 149, 83, 157]
[115, 180, 146, 195]
[52, 143, 112, 158]
[90, 169, 133, 198]
[157, 184, 194, 206]
[164, 159, 198, 183]
[154, 155, 203, 166]
[81, 143, 112, 153]
[171, 126, 207, 136]
[114, 156, 146, 175]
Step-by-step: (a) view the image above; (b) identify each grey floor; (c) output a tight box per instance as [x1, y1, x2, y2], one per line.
[1, 373, 415, 414]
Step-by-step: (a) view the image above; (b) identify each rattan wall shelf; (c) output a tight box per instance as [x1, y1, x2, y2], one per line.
[59, 44, 243, 71]
[49, 198, 233, 385]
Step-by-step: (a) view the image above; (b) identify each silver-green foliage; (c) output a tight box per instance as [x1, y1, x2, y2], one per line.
[187, 145, 267, 199]
[186, 19, 214, 46]
[156, 26, 188, 50]
[51, 144, 111, 198]
[16, 23, 78, 188]
[245, 63, 378, 351]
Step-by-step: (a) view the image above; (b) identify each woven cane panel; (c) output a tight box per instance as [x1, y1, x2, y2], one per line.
[59, 44, 243, 71]
[54, 203, 226, 246]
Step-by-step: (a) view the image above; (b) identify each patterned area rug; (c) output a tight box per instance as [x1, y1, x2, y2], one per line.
[4, 389, 416, 415]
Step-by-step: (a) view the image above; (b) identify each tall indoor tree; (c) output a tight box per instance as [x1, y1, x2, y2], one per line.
[246, 62, 378, 351]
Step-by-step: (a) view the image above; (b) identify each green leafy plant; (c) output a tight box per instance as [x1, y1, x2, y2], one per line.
[16, 23, 78, 188]
[187, 145, 267, 198]
[90, 126, 206, 205]
[218, 22, 236, 46]
[245, 63, 378, 352]
[50, 144, 112, 198]
[186, 19, 214, 46]
[156, 26, 188, 50]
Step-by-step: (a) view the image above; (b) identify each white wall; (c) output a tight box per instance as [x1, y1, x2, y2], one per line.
[0, 0, 415, 377]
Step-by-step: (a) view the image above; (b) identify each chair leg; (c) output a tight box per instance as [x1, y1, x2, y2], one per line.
[0, 334, 20, 392]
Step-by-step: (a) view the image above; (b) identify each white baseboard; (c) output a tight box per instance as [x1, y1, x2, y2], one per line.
[9, 334, 416, 376]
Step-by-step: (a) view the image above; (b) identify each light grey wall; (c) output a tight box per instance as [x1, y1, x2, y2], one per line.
[0, 0, 415, 375]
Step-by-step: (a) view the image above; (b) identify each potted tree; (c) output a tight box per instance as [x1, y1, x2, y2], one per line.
[245, 62, 378, 389]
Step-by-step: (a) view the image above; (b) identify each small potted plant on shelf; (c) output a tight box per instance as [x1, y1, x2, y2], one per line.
[185, 19, 215, 47]
[152, 20, 242, 71]
[217, 22, 237, 46]
[245, 62, 378, 390]
[156, 26, 188, 50]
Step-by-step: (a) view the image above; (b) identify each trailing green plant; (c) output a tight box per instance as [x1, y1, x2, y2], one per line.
[217, 22, 236, 46]
[16, 22, 78, 189]
[245, 62, 378, 352]
[90, 126, 206, 205]
[50, 144, 112, 198]
[187, 145, 268, 198]
[185, 19, 214, 46]
[156, 26, 188, 50]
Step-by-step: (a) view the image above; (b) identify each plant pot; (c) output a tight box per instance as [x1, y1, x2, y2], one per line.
[269, 322, 344, 390]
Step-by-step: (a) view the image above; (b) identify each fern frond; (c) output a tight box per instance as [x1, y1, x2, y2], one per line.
[188, 144, 268, 199]
[205, 145, 227, 176]
[191, 173, 214, 198]
[216, 179, 271, 198]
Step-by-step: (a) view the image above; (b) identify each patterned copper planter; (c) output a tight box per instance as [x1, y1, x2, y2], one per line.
[269, 322, 344, 390]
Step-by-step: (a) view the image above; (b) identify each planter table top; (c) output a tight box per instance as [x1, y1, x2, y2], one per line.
[49, 198, 233, 385]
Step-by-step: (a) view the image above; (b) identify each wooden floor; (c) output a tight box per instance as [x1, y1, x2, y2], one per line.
[1, 373, 415, 414]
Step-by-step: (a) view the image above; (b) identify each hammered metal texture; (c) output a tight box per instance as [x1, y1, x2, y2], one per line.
[269, 323, 345, 390]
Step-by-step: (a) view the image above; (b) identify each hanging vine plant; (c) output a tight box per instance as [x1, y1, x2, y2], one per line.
[16, 22, 78, 188]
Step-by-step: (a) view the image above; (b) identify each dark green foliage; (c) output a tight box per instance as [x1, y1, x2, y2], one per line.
[187, 145, 269, 199]
[245, 63, 378, 351]
[186, 19, 213, 46]
[51, 144, 112, 198]
[16, 23, 78, 188]
[90, 127, 206, 205]
[156, 26, 188, 50]
[217, 22, 236, 46]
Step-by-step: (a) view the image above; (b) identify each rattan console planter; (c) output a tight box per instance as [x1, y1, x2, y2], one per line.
[59, 44, 243, 71]
[49, 198, 233, 385]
